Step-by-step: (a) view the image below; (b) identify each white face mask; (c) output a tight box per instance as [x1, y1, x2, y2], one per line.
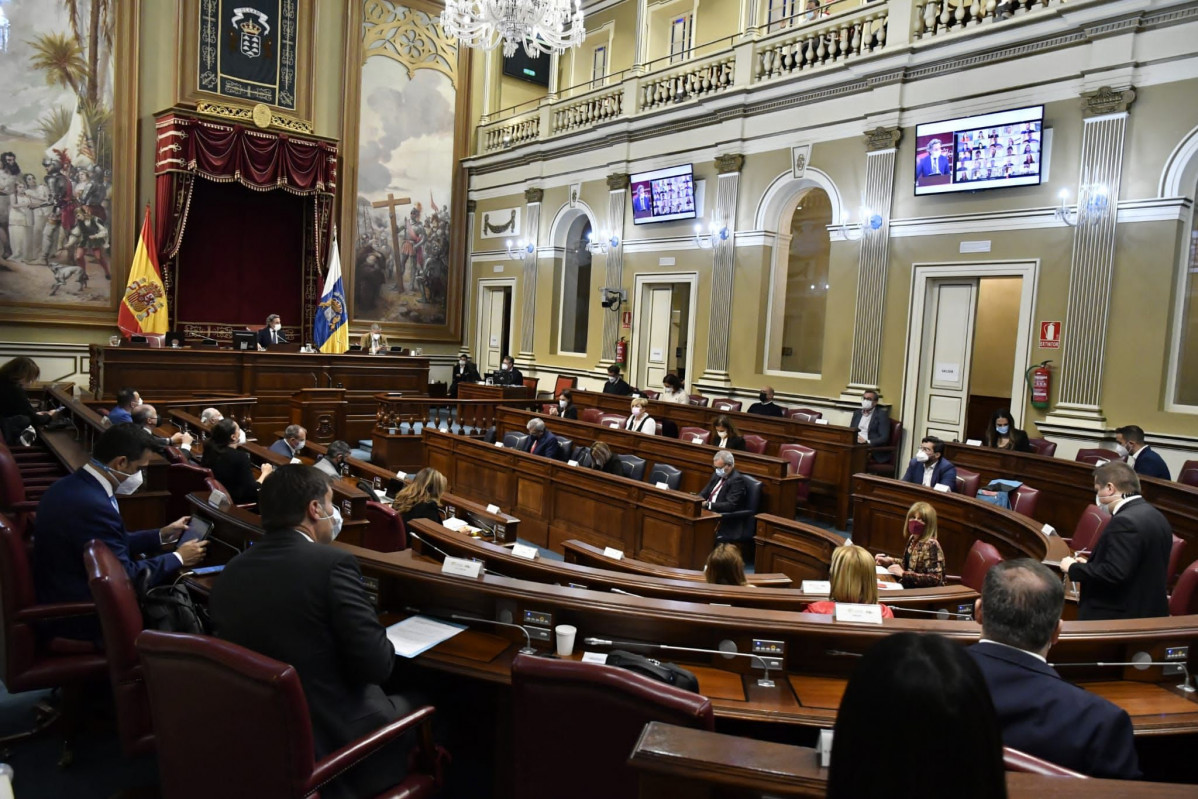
[559, 399, 568, 407]
[609, 376, 618, 383]
[271, 323, 281, 332]
[317, 504, 343, 540]
[915, 450, 930, 463]
[460, 360, 467, 367]
[111, 466, 144, 496]
[294, 439, 306, 453]
[502, 363, 511, 371]
[237, 429, 247, 445]
[371, 333, 380, 340]
[861, 398, 874, 410]
[631, 407, 642, 416]
[1115, 444, 1129, 459]
[714, 466, 726, 477]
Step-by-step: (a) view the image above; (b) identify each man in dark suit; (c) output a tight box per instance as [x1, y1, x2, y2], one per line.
[1060, 461, 1171, 620]
[520, 418, 560, 460]
[1116, 425, 1172, 481]
[915, 139, 950, 182]
[849, 389, 891, 461]
[700, 450, 749, 539]
[132, 403, 193, 454]
[33, 423, 206, 638]
[449, 354, 481, 397]
[107, 386, 139, 424]
[901, 436, 957, 491]
[602, 364, 633, 396]
[494, 355, 523, 386]
[969, 559, 1140, 779]
[269, 424, 307, 460]
[746, 386, 784, 417]
[257, 313, 287, 348]
[211, 465, 426, 799]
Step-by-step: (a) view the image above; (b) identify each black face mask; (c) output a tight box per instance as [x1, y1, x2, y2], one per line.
[759, 392, 768, 403]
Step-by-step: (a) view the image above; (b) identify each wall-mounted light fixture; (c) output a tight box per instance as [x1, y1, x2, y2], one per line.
[505, 238, 535, 260]
[586, 230, 620, 255]
[1054, 185, 1110, 227]
[838, 207, 884, 241]
[693, 222, 730, 249]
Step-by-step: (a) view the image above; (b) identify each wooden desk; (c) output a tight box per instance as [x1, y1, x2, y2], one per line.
[458, 383, 533, 401]
[851, 475, 1072, 577]
[493, 408, 804, 519]
[423, 428, 721, 568]
[754, 514, 862, 585]
[89, 345, 430, 445]
[944, 443, 1198, 575]
[629, 723, 1198, 798]
[407, 519, 978, 617]
[561, 540, 794, 588]
[568, 390, 868, 529]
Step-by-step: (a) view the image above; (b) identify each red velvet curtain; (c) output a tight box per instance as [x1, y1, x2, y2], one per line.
[153, 111, 337, 339]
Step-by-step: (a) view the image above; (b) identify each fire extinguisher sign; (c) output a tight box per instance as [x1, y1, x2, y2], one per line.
[1039, 321, 1062, 349]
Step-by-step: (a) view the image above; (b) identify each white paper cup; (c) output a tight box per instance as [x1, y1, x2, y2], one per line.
[555, 624, 577, 657]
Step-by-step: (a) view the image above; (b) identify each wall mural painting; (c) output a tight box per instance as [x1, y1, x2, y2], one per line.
[352, 0, 461, 329]
[0, 0, 116, 310]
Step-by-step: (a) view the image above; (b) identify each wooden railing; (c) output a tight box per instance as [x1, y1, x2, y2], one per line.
[373, 393, 540, 437]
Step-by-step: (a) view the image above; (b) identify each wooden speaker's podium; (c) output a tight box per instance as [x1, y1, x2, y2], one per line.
[290, 389, 347, 443]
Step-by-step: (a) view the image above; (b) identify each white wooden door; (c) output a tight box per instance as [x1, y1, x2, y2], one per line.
[479, 287, 507, 371]
[636, 285, 674, 391]
[915, 280, 978, 444]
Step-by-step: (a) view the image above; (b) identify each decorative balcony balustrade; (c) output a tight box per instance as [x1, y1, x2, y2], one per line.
[374, 394, 540, 437]
[640, 54, 736, 112]
[482, 113, 541, 153]
[914, 0, 1061, 39]
[754, 6, 889, 82]
[552, 87, 624, 134]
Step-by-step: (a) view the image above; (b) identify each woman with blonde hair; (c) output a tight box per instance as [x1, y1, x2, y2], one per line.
[588, 441, 626, 476]
[804, 545, 894, 617]
[704, 543, 749, 586]
[875, 501, 946, 588]
[624, 396, 657, 435]
[391, 467, 447, 525]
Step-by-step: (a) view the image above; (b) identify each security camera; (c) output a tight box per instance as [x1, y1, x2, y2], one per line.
[598, 287, 627, 311]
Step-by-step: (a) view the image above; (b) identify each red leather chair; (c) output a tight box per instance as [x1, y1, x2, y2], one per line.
[1064, 504, 1111, 553]
[0, 513, 107, 753]
[641, 389, 660, 400]
[1179, 460, 1198, 488]
[1075, 448, 1120, 466]
[579, 408, 603, 425]
[1010, 485, 1040, 519]
[167, 461, 213, 521]
[865, 419, 903, 477]
[712, 399, 742, 413]
[951, 540, 1003, 591]
[542, 374, 575, 401]
[1169, 560, 1198, 616]
[1003, 746, 1086, 777]
[1167, 534, 1186, 587]
[137, 630, 445, 799]
[680, 427, 711, 445]
[204, 476, 255, 510]
[0, 442, 56, 538]
[688, 394, 710, 407]
[1027, 438, 1058, 458]
[521, 377, 538, 395]
[778, 443, 816, 505]
[363, 501, 407, 552]
[597, 413, 626, 429]
[510, 654, 713, 799]
[83, 540, 154, 757]
[742, 434, 767, 454]
[955, 467, 981, 498]
[786, 408, 823, 422]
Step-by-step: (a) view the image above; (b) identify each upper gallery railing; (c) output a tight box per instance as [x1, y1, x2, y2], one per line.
[474, 0, 1083, 155]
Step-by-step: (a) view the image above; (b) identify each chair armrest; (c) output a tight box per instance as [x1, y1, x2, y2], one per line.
[16, 601, 97, 622]
[305, 705, 436, 796]
[10, 500, 39, 513]
[944, 574, 961, 584]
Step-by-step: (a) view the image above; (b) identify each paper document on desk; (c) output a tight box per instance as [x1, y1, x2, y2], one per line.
[876, 565, 891, 575]
[877, 581, 903, 590]
[386, 616, 467, 658]
[442, 517, 470, 532]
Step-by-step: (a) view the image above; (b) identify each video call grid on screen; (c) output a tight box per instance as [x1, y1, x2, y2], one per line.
[631, 164, 697, 224]
[914, 105, 1045, 196]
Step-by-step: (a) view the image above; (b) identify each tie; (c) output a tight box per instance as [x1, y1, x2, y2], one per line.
[711, 478, 725, 502]
[272, 330, 277, 344]
[530, 439, 537, 454]
[109, 495, 120, 513]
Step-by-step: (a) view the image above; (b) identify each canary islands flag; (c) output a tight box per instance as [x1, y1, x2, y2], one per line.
[117, 205, 169, 338]
[315, 232, 349, 354]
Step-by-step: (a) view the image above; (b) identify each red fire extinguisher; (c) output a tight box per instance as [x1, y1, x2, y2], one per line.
[1026, 360, 1052, 409]
[615, 337, 627, 366]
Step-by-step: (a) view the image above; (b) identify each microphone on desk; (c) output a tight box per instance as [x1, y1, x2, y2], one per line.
[309, 372, 320, 387]
[407, 530, 453, 562]
[886, 606, 974, 620]
[609, 587, 642, 598]
[449, 613, 538, 655]
[583, 637, 777, 687]
[1048, 654, 1195, 693]
[825, 649, 863, 658]
[322, 372, 334, 388]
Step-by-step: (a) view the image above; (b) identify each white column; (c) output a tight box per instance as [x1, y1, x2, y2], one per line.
[546, 52, 561, 101]
[600, 173, 629, 364]
[461, 200, 477, 357]
[518, 188, 544, 359]
[699, 154, 744, 387]
[633, 0, 650, 74]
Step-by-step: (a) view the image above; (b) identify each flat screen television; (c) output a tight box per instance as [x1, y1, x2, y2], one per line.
[630, 164, 697, 225]
[914, 105, 1044, 196]
[502, 49, 551, 87]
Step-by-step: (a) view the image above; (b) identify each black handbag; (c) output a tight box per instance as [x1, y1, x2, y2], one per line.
[139, 576, 210, 635]
[605, 649, 700, 693]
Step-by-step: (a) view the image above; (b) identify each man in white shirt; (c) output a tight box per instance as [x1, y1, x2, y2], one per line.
[849, 389, 891, 461]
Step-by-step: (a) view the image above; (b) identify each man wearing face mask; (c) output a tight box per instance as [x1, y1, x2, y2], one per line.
[602, 364, 633, 396]
[269, 424, 307, 461]
[700, 450, 750, 541]
[358, 323, 390, 355]
[495, 355, 523, 386]
[520, 417, 561, 460]
[33, 423, 206, 640]
[211, 466, 429, 799]
[132, 403, 194, 454]
[1059, 461, 1171, 620]
[256, 313, 287, 348]
[314, 439, 352, 478]
[1114, 425, 1172, 481]
[849, 389, 891, 457]
[449, 353, 480, 397]
[746, 386, 784, 417]
[901, 436, 958, 492]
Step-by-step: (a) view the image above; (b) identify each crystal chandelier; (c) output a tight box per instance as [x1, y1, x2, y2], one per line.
[441, 0, 586, 58]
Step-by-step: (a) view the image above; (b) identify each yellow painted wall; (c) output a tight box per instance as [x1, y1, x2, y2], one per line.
[970, 277, 1022, 398]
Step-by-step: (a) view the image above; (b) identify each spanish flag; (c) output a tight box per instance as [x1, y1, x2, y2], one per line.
[117, 205, 169, 338]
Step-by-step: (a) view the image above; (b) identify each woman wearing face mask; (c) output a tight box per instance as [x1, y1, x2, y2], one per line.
[710, 414, 745, 451]
[391, 467, 448, 525]
[204, 418, 273, 504]
[661, 373, 689, 404]
[556, 389, 578, 419]
[624, 397, 657, 435]
[875, 501, 945, 587]
[983, 408, 1031, 452]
